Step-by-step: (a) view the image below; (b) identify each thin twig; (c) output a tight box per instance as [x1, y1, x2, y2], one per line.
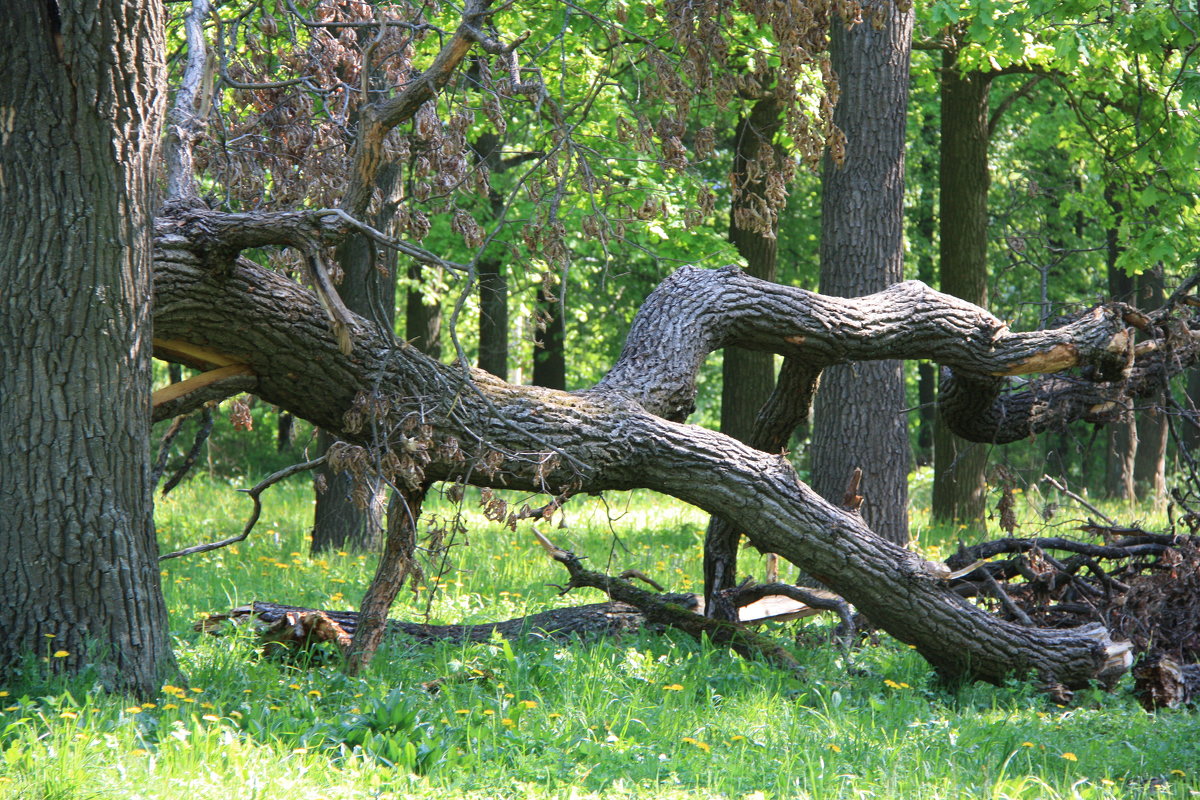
[159, 456, 326, 561]
[1042, 474, 1116, 525]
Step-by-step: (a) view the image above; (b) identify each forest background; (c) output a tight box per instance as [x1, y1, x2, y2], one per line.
[3, 0, 1200, 797]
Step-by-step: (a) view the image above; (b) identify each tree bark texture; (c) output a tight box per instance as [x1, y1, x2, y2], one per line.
[152, 230, 1156, 686]
[0, 1, 173, 695]
[312, 168, 402, 554]
[931, 51, 992, 529]
[809, 0, 914, 545]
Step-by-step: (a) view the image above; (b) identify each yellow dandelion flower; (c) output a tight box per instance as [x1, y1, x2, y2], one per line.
[190, 687, 203, 693]
[59, 711, 78, 719]
[288, 684, 301, 690]
[455, 709, 471, 715]
[0, 692, 8, 698]
[504, 692, 515, 699]
[519, 700, 537, 709]
[730, 735, 746, 742]
[827, 744, 841, 753]
[141, 703, 156, 709]
[201, 714, 220, 722]
[483, 709, 495, 716]
[501, 718, 515, 727]
[548, 713, 563, 719]
[44, 633, 56, 638]
[1101, 779, 1115, 787]
[307, 690, 321, 697]
[1021, 742, 1034, 748]
[663, 684, 684, 691]
[181, 697, 195, 704]
[292, 747, 308, 754]
[899, 682, 911, 688]
[130, 748, 149, 756]
[884, 679, 901, 689]
[124, 706, 143, 714]
[163, 703, 178, 710]
[4, 706, 18, 712]
[53, 650, 69, 658]
[1171, 770, 1186, 777]
[1061, 752, 1078, 762]
[200, 702, 215, 709]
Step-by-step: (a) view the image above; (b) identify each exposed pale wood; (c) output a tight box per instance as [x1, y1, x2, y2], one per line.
[151, 363, 253, 407]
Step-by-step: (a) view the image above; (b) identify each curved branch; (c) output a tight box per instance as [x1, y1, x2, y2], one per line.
[152, 250, 1147, 686]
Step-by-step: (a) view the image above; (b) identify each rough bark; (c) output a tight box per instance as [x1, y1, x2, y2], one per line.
[0, 0, 173, 695]
[931, 50, 992, 530]
[704, 359, 821, 614]
[152, 230, 1160, 685]
[312, 163, 403, 553]
[809, 0, 913, 545]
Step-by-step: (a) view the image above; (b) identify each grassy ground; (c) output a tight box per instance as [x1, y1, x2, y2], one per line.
[2, 475, 1198, 799]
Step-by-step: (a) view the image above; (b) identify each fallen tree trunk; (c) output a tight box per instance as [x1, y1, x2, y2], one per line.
[152, 223, 1199, 687]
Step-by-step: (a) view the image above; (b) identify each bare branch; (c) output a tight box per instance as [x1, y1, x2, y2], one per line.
[159, 457, 327, 561]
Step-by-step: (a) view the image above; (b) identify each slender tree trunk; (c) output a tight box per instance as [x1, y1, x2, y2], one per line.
[809, 0, 914, 545]
[721, 98, 783, 444]
[931, 51, 991, 530]
[474, 132, 510, 380]
[1135, 266, 1167, 503]
[478, 258, 509, 379]
[1105, 222, 1137, 500]
[406, 263, 442, 358]
[532, 286, 567, 390]
[0, 0, 173, 695]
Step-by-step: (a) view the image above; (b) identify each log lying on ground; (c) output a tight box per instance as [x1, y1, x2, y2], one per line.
[154, 227, 1193, 686]
[199, 599, 671, 648]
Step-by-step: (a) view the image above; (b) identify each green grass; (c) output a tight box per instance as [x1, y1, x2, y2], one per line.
[2, 476, 1198, 799]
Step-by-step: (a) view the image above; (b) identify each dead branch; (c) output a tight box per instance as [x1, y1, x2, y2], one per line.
[160, 407, 214, 495]
[533, 528, 803, 673]
[159, 456, 326, 561]
[1042, 474, 1116, 525]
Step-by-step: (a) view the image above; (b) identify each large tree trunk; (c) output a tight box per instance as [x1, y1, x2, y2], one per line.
[931, 51, 991, 530]
[809, 0, 914, 545]
[0, 1, 172, 695]
[152, 228, 1154, 686]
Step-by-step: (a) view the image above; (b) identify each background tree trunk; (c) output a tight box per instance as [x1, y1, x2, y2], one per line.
[1105, 229, 1137, 500]
[721, 98, 782, 445]
[0, 0, 172, 695]
[809, 0, 914, 545]
[406, 263, 442, 358]
[931, 51, 991, 530]
[532, 286, 567, 390]
[1134, 265, 1167, 503]
[311, 167, 402, 553]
